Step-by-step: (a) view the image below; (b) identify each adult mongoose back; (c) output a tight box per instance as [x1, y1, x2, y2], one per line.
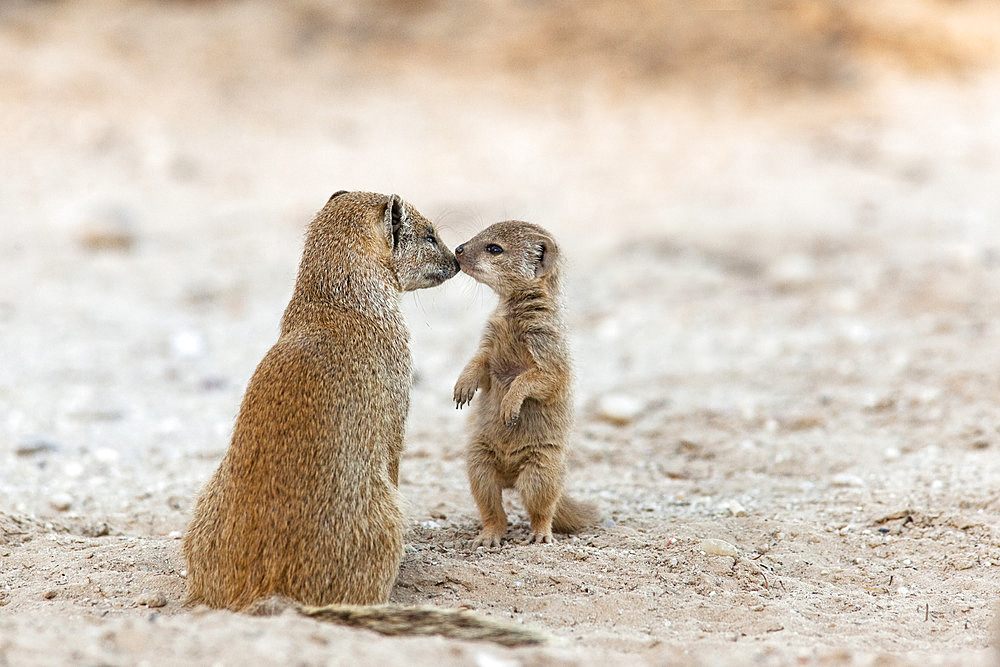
[184, 191, 458, 608]
[453, 220, 599, 547]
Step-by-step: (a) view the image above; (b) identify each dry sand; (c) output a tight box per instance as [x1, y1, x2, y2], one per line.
[2, 1, 1000, 664]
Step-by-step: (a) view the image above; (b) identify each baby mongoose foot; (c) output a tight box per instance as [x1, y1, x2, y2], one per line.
[524, 532, 553, 545]
[471, 532, 504, 549]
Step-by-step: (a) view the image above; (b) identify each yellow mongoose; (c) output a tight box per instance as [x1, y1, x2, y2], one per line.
[453, 221, 599, 547]
[182, 193, 541, 645]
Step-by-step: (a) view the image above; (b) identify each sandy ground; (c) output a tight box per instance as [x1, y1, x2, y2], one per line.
[2, 1, 1000, 664]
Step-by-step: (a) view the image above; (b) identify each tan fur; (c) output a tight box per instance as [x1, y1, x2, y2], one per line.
[453, 221, 599, 548]
[183, 191, 459, 609]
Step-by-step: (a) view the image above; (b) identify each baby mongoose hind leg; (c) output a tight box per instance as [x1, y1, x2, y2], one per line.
[468, 446, 507, 548]
[515, 448, 563, 544]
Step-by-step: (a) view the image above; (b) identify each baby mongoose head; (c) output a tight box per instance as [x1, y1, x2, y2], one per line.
[303, 191, 459, 295]
[455, 221, 560, 296]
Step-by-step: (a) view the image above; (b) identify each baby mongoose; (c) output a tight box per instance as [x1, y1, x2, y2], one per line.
[453, 221, 599, 547]
[184, 192, 459, 609]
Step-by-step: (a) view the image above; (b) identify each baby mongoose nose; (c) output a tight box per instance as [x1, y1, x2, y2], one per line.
[455, 244, 464, 255]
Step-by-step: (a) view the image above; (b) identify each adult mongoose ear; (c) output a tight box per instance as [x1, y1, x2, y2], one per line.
[328, 190, 349, 202]
[383, 194, 407, 249]
[534, 237, 559, 278]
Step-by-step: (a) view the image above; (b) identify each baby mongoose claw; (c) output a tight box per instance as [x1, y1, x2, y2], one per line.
[525, 532, 553, 545]
[453, 383, 478, 409]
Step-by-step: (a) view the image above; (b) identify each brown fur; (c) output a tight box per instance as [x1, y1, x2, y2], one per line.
[183, 191, 459, 609]
[453, 221, 599, 548]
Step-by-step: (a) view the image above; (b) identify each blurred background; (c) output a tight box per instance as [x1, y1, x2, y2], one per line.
[3, 0, 998, 249]
[2, 0, 1000, 517]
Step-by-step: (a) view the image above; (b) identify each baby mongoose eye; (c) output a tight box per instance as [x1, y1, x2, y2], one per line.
[486, 244, 503, 255]
[425, 235, 437, 246]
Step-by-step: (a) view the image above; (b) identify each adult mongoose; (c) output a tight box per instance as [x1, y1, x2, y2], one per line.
[184, 191, 458, 609]
[453, 220, 599, 548]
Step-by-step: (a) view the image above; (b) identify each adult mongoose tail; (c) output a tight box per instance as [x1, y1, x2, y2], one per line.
[248, 597, 545, 647]
[299, 604, 546, 647]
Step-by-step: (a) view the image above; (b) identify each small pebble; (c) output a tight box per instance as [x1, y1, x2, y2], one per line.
[767, 253, 817, 288]
[93, 448, 119, 464]
[15, 438, 60, 457]
[170, 330, 206, 359]
[830, 473, 865, 488]
[76, 206, 137, 252]
[137, 592, 167, 608]
[474, 652, 519, 667]
[80, 522, 110, 538]
[49, 493, 73, 512]
[42, 590, 57, 600]
[699, 538, 738, 557]
[725, 500, 747, 517]
[596, 395, 643, 425]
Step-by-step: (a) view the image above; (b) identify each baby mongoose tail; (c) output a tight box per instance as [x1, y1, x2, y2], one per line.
[248, 597, 545, 647]
[552, 495, 601, 534]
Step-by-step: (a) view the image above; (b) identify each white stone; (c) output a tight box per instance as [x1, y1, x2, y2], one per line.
[699, 538, 738, 557]
[596, 395, 643, 425]
[49, 493, 73, 512]
[171, 330, 206, 359]
[767, 253, 817, 287]
[830, 473, 865, 487]
[725, 500, 748, 517]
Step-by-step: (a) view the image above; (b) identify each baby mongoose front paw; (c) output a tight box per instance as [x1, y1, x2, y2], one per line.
[500, 396, 521, 427]
[453, 380, 479, 409]
[471, 531, 504, 549]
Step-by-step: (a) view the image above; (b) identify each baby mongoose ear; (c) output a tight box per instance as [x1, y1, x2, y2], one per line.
[383, 194, 407, 249]
[533, 237, 559, 278]
[328, 190, 349, 202]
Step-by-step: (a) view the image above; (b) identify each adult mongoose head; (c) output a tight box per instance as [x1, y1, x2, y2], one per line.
[283, 190, 459, 329]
